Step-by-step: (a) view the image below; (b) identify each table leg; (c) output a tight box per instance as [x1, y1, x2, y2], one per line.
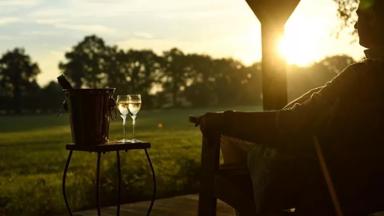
[62, 150, 73, 216]
[116, 151, 121, 216]
[96, 152, 102, 216]
[144, 149, 156, 216]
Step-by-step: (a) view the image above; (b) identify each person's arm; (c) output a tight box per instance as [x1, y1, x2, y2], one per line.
[222, 86, 325, 142]
[278, 63, 362, 136]
[197, 110, 278, 144]
[222, 111, 278, 144]
[199, 63, 363, 144]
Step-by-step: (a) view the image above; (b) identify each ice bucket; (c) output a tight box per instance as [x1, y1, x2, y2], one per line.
[64, 88, 115, 145]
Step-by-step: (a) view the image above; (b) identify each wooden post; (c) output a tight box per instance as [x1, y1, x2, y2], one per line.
[261, 23, 287, 110]
[246, 0, 300, 110]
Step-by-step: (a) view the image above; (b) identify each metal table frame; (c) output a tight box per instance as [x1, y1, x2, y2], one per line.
[62, 141, 156, 216]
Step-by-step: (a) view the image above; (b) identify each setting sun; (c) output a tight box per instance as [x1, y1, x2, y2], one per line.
[278, 1, 338, 66]
[278, 21, 328, 66]
[276, 0, 362, 66]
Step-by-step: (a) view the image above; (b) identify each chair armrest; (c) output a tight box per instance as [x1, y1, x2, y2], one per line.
[189, 115, 221, 172]
[189, 116, 199, 125]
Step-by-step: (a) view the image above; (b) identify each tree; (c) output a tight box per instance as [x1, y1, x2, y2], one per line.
[315, 55, 355, 75]
[39, 81, 62, 112]
[108, 49, 162, 107]
[161, 48, 193, 107]
[183, 55, 262, 107]
[183, 54, 217, 106]
[287, 55, 355, 101]
[0, 48, 40, 113]
[237, 63, 262, 105]
[333, 0, 359, 30]
[105, 48, 127, 93]
[211, 58, 247, 105]
[59, 35, 113, 88]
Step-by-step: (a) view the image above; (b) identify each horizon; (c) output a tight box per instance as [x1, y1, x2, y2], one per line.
[0, 0, 365, 86]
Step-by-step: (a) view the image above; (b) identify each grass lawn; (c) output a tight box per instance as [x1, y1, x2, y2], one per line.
[0, 106, 261, 216]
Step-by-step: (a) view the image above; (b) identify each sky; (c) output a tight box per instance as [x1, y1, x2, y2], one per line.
[0, 0, 365, 86]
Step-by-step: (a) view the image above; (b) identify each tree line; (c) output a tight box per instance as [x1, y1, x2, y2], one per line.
[0, 35, 355, 114]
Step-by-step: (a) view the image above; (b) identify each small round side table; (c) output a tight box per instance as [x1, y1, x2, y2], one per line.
[62, 141, 156, 216]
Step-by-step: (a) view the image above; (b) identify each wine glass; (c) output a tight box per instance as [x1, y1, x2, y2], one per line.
[116, 95, 129, 143]
[128, 94, 141, 142]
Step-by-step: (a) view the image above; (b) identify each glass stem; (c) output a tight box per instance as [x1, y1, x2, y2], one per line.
[132, 116, 136, 140]
[122, 117, 126, 142]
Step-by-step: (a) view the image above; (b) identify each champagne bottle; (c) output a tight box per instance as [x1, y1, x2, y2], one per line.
[57, 75, 72, 112]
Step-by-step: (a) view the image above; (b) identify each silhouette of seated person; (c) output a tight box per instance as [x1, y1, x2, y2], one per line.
[199, 0, 384, 215]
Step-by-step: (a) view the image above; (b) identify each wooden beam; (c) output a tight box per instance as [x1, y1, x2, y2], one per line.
[245, 0, 300, 110]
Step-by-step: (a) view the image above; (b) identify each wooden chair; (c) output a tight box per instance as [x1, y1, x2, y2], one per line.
[192, 117, 335, 216]
[198, 132, 257, 216]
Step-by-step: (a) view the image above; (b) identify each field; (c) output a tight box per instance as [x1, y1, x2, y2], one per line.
[0, 106, 260, 216]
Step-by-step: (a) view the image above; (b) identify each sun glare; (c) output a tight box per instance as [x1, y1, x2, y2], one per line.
[278, 19, 328, 66]
[277, 0, 339, 66]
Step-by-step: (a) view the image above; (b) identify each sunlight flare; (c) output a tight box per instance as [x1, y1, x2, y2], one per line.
[278, 18, 328, 66]
[276, 0, 342, 66]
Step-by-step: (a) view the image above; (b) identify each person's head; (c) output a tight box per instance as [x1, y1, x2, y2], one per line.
[355, 0, 384, 48]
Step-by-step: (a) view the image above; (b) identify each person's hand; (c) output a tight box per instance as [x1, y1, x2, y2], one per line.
[192, 112, 225, 135]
